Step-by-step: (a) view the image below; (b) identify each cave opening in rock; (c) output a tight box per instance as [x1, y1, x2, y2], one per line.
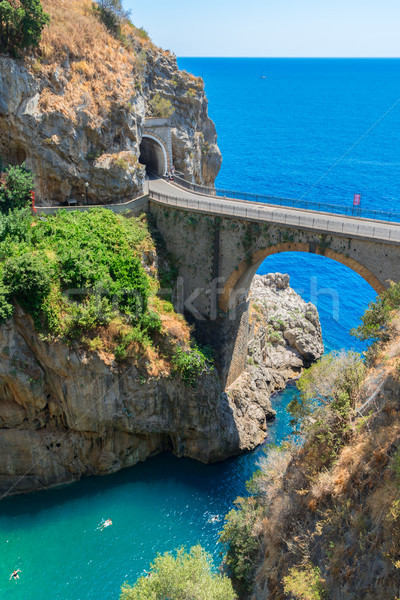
[139, 136, 167, 177]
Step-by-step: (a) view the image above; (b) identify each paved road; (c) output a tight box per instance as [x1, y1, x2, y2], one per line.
[148, 178, 400, 244]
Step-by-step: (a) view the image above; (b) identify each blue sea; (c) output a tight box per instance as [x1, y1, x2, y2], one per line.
[2, 59, 400, 600]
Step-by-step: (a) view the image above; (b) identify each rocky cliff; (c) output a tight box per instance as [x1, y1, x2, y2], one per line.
[0, 0, 221, 205]
[221, 297, 400, 600]
[0, 273, 322, 495]
[228, 273, 324, 449]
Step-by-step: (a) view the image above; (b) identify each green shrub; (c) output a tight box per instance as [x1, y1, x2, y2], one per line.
[63, 294, 114, 339]
[288, 351, 365, 466]
[0, 164, 34, 213]
[283, 563, 326, 600]
[0, 0, 49, 56]
[114, 326, 151, 361]
[0, 280, 13, 322]
[149, 93, 175, 118]
[351, 282, 400, 346]
[219, 496, 263, 590]
[2, 252, 52, 318]
[92, 0, 129, 36]
[120, 545, 237, 600]
[134, 26, 148, 40]
[289, 351, 365, 428]
[0, 207, 32, 254]
[141, 310, 162, 334]
[171, 345, 213, 387]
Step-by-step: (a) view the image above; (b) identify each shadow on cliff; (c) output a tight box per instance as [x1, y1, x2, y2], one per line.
[0, 448, 255, 518]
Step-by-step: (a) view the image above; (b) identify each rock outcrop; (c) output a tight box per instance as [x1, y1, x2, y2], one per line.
[0, 0, 221, 205]
[228, 273, 324, 448]
[0, 274, 322, 495]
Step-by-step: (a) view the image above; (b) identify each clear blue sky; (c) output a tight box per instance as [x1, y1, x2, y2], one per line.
[125, 0, 400, 57]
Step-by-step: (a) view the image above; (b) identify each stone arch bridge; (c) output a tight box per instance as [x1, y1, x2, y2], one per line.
[148, 178, 400, 387]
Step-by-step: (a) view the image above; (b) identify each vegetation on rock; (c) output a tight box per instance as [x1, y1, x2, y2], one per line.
[219, 297, 400, 600]
[0, 208, 212, 383]
[0, 163, 34, 213]
[149, 92, 175, 118]
[0, 0, 49, 56]
[120, 545, 237, 600]
[92, 0, 130, 37]
[351, 281, 400, 351]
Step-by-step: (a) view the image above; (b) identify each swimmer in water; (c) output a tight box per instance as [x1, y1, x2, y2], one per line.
[208, 515, 221, 523]
[9, 569, 21, 581]
[99, 519, 112, 530]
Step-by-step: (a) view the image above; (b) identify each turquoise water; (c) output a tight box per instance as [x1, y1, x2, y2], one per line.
[2, 59, 397, 599]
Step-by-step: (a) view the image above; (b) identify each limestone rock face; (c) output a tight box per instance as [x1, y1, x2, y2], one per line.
[0, 46, 221, 206]
[0, 274, 322, 496]
[142, 50, 222, 186]
[0, 306, 241, 494]
[228, 273, 324, 449]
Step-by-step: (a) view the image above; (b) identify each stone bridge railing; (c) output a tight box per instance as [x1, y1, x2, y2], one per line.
[172, 175, 400, 224]
[149, 189, 400, 244]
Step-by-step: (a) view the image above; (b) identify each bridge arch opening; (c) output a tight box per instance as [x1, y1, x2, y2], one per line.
[220, 242, 383, 315]
[139, 135, 167, 177]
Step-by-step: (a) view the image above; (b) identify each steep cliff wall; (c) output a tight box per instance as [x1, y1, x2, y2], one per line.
[0, 272, 322, 496]
[228, 273, 323, 449]
[222, 317, 400, 600]
[0, 0, 221, 205]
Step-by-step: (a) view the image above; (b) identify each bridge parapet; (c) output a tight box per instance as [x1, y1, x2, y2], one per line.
[171, 176, 400, 223]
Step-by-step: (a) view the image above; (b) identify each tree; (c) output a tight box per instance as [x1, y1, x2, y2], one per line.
[351, 281, 400, 346]
[0, 163, 34, 213]
[92, 0, 130, 36]
[0, 0, 49, 56]
[119, 545, 237, 600]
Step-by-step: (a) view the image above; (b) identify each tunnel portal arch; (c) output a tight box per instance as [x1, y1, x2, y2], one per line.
[220, 242, 385, 313]
[139, 135, 168, 177]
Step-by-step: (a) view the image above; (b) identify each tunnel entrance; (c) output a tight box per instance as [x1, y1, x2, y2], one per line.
[139, 136, 167, 177]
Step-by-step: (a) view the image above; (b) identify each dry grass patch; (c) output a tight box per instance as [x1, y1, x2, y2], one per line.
[33, 0, 156, 121]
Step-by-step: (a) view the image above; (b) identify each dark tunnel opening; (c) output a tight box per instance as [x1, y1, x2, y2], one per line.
[139, 136, 166, 177]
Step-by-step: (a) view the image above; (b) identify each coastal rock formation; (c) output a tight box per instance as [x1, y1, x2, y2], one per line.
[0, 0, 221, 205]
[246, 318, 400, 600]
[228, 273, 324, 449]
[0, 274, 322, 495]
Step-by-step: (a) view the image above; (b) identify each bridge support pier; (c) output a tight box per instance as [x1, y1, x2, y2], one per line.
[185, 301, 250, 389]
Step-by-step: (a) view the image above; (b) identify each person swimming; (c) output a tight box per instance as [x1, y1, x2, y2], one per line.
[99, 519, 112, 530]
[207, 515, 221, 523]
[9, 569, 21, 581]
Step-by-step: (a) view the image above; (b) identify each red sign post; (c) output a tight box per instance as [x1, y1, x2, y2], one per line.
[352, 193, 361, 215]
[31, 190, 37, 213]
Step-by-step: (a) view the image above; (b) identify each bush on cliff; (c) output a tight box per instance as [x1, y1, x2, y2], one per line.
[149, 92, 175, 118]
[120, 545, 237, 600]
[171, 345, 214, 387]
[288, 351, 365, 468]
[0, 164, 34, 213]
[219, 496, 264, 591]
[0, 208, 210, 381]
[351, 281, 400, 350]
[0, 0, 49, 56]
[92, 0, 130, 37]
[3, 252, 52, 320]
[0, 208, 152, 336]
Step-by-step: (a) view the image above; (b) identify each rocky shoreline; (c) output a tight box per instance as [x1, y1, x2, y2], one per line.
[228, 273, 324, 448]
